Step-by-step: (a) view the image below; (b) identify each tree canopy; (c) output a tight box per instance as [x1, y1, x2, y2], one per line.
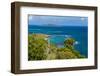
[28, 34, 86, 60]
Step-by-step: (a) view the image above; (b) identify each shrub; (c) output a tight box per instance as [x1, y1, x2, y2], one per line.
[56, 48, 77, 59]
[28, 34, 48, 60]
[64, 38, 75, 50]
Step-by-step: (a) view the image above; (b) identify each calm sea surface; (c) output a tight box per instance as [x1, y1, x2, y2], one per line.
[28, 25, 88, 57]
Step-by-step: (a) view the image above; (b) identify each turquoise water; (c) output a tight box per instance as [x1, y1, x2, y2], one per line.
[29, 25, 88, 57]
[49, 35, 66, 47]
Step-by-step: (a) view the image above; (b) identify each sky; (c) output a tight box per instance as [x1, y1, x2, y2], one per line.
[28, 15, 88, 27]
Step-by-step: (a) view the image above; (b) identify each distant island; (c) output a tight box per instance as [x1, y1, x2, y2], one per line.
[28, 33, 86, 60]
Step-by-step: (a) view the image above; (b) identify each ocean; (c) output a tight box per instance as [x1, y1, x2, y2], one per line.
[28, 25, 88, 57]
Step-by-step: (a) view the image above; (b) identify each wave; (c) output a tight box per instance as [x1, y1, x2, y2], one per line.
[29, 29, 41, 31]
[74, 41, 79, 45]
[65, 35, 71, 37]
[47, 31, 63, 33]
[48, 34, 71, 37]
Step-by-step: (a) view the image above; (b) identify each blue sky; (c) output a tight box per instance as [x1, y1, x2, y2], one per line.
[28, 15, 88, 26]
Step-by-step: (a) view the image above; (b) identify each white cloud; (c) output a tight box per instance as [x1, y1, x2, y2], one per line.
[81, 17, 85, 21]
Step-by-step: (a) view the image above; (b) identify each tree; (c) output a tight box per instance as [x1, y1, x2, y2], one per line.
[64, 38, 75, 50]
[28, 34, 86, 60]
[56, 48, 77, 59]
[64, 38, 86, 58]
[28, 34, 48, 60]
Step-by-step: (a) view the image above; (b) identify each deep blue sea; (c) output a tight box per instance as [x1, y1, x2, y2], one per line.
[28, 25, 88, 57]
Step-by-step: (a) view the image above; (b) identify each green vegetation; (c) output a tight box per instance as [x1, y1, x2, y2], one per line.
[64, 38, 75, 50]
[28, 33, 86, 60]
[28, 34, 48, 60]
